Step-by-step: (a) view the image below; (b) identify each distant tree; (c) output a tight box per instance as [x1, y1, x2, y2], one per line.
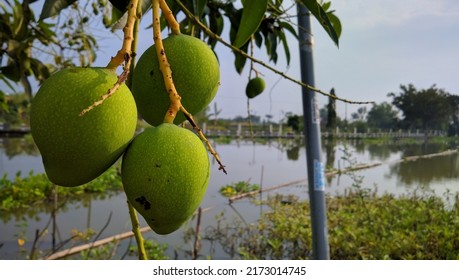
[208, 103, 222, 127]
[286, 114, 303, 132]
[351, 106, 367, 121]
[447, 95, 459, 136]
[366, 102, 399, 130]
[326, 88, 337, 132]
[388, 84, 451, 132]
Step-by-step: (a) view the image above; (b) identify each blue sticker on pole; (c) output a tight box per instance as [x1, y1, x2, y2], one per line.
[314, 159, 325, 191]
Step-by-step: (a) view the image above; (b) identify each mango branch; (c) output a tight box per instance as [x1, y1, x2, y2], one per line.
[182, 106, 227, 174]
[159, 0, 181, 35]
[174, 0, 374, 105]
[79, 0, 139, 116]
[152, 0, 181, 124]
[153, 0, 227, 174]
[127, 201, 148, 260]
[106, 0, 139, 70]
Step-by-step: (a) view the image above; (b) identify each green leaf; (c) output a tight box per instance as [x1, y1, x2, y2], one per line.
[278, 31, 291, 65]
[110, 0, 151, 29]
[327, 12, 342, 39]
[108, 0, 130, 12]
[1, 64, 21, 82]
[192, 0, 206, 17]
[280, 21, 298, 39]
[39, 0, 77, 20]
[233, 0, 268, 48]
[299, 0, 340, 47]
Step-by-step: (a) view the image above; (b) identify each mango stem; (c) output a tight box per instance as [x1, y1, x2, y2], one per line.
[181, 106, 227, 174]
[159, 0, 181, 35]
[106, 0, 139, 70]
[79, 0, 140, 116]
[127, 201, 148, 260]
[152, 0, 182, 124]
[153, 0, 226, 173]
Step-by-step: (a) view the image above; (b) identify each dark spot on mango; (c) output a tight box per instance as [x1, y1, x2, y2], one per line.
[135, 196, 151, 210]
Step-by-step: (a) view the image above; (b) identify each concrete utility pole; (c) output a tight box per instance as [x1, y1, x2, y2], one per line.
[296, 3, 330, 260]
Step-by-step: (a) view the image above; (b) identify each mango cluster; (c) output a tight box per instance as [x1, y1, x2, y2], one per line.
[30, 34, 219, 234]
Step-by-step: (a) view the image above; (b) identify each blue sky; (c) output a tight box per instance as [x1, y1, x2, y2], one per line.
[26, 0, 459, 122]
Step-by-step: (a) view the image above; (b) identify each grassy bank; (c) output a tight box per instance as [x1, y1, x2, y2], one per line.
[205, 189, 459, 260]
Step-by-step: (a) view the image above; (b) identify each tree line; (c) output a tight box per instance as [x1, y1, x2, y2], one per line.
[287, 84, 459, 136]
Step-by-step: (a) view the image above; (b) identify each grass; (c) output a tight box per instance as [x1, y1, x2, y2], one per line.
[202, 189, 459, 260]
[0, 165, 123, 212]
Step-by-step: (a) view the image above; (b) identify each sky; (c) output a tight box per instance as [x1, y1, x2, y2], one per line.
[27, 0, 459, 122]
[207, 0, 459, 121]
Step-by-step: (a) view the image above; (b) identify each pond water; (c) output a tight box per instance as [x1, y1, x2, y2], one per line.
[1, 135, 459, 259]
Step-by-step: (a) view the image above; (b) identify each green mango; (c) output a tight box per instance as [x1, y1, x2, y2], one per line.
[121, 124, 210, 235]
[30, 67, 137, 187]
[246, 77, 266, 99]
[132, 34, 220, 126]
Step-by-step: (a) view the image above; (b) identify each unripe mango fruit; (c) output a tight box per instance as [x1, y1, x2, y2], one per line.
[121, 124, 210, 235]
[30, 67, 137, 187]
[246, 77, 266, 99]
[132, 34, 220, 126]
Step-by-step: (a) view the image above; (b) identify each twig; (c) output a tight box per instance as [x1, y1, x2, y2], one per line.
[152, 0, 182, 124]
[127, 201, 148, 260]
[183, 107, 227, 174]
[85, 211, 113, 259]
[159, 0, 180, 35]
[153, 0, 227, 174]
[79, 70, 129, 116]
[173, 0, 374, 105]
[43, 207, 213, 260]
[228, 178, 306, 203]
[43, 227, 151, 260]
[79, 0, 139, 116]
[191, 207, 202, 260]
[106, 0, 140, 70]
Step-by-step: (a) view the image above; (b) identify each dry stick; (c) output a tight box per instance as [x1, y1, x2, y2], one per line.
[174, 0, 374, 105]
[228, 178, 307, 203]
[192, 207, 202, 260]
[44, 207, 213, 260]
[153, 0, 227, 174]
[79, 0, 139, 116]
[44, 227, 151, 260]
[228, 149, 459, 203]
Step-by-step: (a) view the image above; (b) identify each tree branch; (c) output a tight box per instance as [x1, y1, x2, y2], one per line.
[174, 0, 374, 105]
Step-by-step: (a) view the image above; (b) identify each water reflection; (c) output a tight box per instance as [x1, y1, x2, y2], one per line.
[387, 153, 459, 188]
[0, 135, 39, 159]
[1, 135, 459, 259]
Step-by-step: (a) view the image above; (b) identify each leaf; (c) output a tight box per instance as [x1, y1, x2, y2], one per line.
[192, 0, 207, 17]
[299, 0, 340, 47]
[110, 0, 151, 29]
[278, 30, 291, 65]
[233, 0, 268, 48]
[108, 0, 130, 12]
[39, 0, 77, 20]
[280, 21, 298, 40]
[1, 64, 21, 82]
[327, 12, 342, 39]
